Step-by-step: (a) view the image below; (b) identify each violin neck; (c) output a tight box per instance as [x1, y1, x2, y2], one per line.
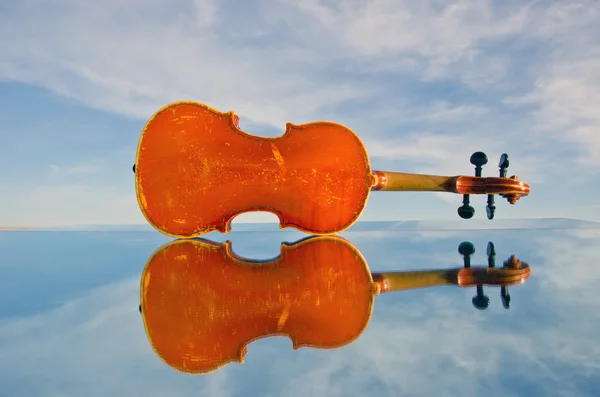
[372, 269, 459, 294]
[371, 170, 459, 193]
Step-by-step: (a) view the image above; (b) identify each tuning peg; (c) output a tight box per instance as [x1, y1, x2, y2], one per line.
[458, 152, 488, 219]
[486, 195, 495, 220]
[498, 153, 509, 178]
[485, 153, 509, 220]
[133, 164, 136, 173]
[497, 154, 524, 205]
[458, 196, 475, 219]
[458, 241, 475, 268]
[499, 253, 519, 310]
[472, 285, 490, 310]
[470, 151, 488, 177]
[486, 242, 496, 268]
[500, 286, 511, 309]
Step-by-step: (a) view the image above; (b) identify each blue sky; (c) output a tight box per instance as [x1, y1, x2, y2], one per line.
[1, 0, 600, 227]
[1, 222, 599, 396]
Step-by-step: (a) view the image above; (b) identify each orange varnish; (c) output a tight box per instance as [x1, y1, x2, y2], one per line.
[140, 236, 376, 374]
[134, 101, 530, 237]
[135, 101, 374, 238]
[139, 236, 530, 375]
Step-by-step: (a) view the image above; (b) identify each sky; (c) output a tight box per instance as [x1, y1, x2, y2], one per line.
[1, 221, 599, 396]
[1, 0, 600, 227]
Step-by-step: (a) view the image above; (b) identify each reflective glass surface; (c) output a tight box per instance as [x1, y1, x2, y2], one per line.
[1, 219, 599, 396]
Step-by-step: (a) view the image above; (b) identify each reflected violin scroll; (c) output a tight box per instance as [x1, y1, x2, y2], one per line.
[133, 101, 530, 238]
[139, 236, 531, 375]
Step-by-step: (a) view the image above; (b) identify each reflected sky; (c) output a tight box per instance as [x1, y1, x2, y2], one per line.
[1, 220, 599, 396]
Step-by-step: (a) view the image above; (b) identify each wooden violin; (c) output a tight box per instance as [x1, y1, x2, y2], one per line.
[139, 236, 530, 374]
[134, 101, 531, 238]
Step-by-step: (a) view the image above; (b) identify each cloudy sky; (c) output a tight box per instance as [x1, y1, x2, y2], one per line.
[1, 0, 599, 227]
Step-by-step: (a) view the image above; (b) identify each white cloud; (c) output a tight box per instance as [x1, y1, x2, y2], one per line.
[0, 0, 374, 128]
[506, 58, 600, 165]
[1, 0, 599, 226]
[0, 276, 233, 397]
[49, 163, 102, 175]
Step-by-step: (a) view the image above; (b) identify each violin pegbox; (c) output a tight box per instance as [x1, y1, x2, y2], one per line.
[458, 241, 530, 310]
[457, 152, 527, 220]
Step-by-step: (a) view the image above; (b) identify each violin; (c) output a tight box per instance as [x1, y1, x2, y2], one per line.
[139, 236, 530, 374]
[133, 101, 530, 238]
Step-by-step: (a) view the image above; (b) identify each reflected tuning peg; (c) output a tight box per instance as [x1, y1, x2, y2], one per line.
[468, 240, 495, 310]
[487, 242, 496, 268]
[458, 241, 475, 268]
[499, 252, 516, 310]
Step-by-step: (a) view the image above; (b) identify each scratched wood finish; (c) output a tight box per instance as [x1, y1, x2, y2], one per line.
[140, 237, 375, 374]
[135, 101, 530, 238]
[135, 101, 373, 237]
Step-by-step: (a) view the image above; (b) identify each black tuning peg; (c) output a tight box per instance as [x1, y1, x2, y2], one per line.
[487, 153, 510, 219]
[458, 241, 475, 268]
[486, 242, 496, 268]
[501, 286, 511, 309]
[458, 152, 488, 219]
[472, 285, 490, 310]
[499, 252, 515, 310]
[499, 153, 509, 178]
[486, 195, 495, 220]
[470, 240, 494, 310]
[470, 151, 488, 176]
[458, 197, 475, 219]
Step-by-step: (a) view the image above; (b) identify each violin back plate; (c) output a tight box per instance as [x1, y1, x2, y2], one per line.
[140, 237, 375, 374]
[135, 101, 374, 237]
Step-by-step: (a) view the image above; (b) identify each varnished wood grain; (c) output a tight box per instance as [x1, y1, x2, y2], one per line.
[135, 101, 531, 237]
[135, 101, 374, 238]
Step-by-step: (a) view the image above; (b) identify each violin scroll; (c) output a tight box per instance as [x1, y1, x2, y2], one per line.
[457, 241, 530, 310]
[457, 152, 530, 220]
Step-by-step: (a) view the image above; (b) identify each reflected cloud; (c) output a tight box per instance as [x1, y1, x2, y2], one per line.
[1, 226, 599, 396]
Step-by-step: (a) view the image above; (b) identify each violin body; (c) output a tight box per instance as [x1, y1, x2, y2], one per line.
[135, 101, 531, 238]
[140, 237, 375, 374]
[140, 236, 531, 374]
[135, 101, 374, 237]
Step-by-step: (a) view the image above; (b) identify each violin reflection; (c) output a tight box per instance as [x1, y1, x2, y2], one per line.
[139, 236, 530, 374]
